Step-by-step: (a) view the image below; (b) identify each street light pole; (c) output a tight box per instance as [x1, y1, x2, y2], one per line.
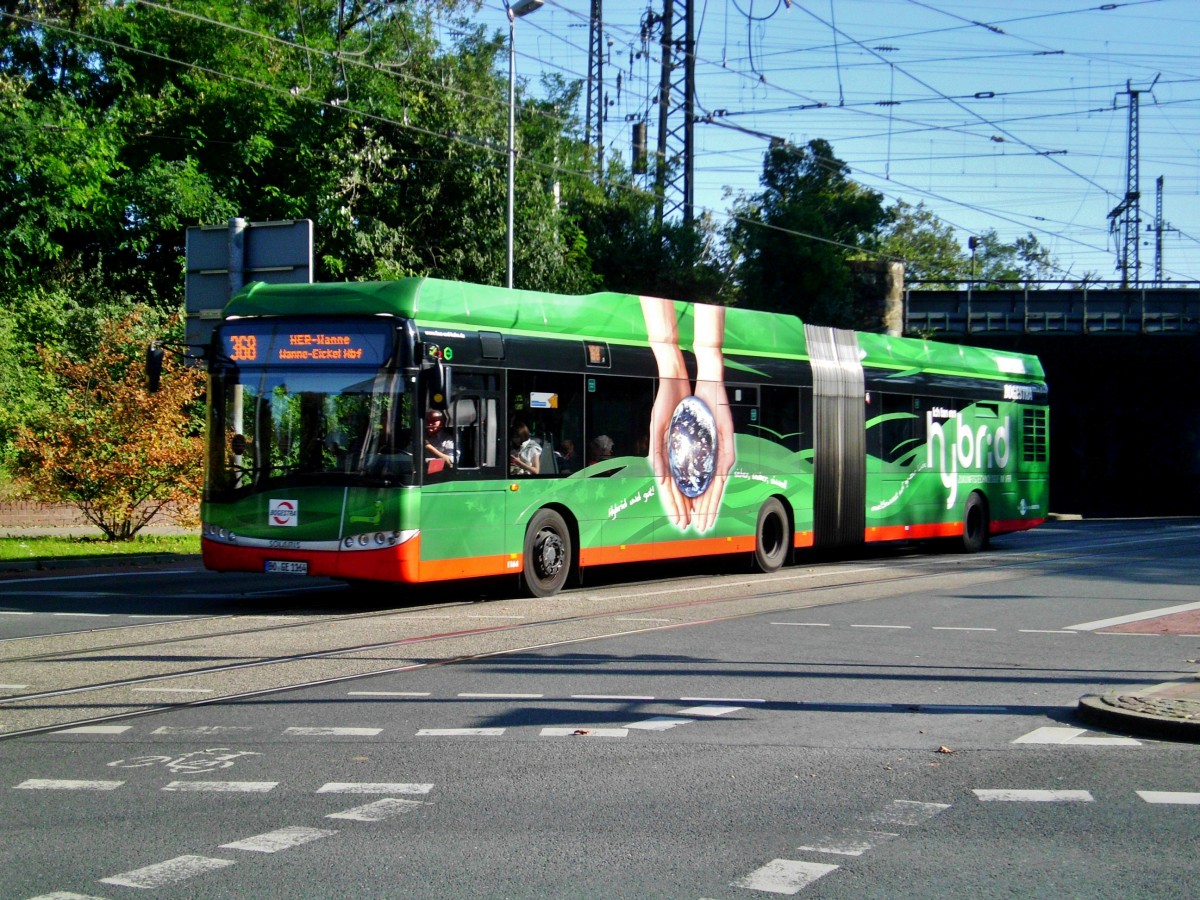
[506, 0, 543, 290]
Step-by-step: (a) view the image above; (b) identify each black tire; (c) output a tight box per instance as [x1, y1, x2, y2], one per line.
[521, 508, 572, 597]
[960, 492, 990, 553]
[753, 498, 789, 573]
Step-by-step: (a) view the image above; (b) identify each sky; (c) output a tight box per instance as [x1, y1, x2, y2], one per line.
[468, 0, 1200, 284]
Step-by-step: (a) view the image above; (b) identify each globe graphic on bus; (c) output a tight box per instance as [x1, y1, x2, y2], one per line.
[667, 396, 717, 498]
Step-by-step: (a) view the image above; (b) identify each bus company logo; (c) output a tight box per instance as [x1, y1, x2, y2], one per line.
[268, 499, 299, 527]
[927, 413, 1012, 509]
[1003, 383, 1035, 402]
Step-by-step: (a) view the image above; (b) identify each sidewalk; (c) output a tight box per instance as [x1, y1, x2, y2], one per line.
[1078, 676, 1200, 743]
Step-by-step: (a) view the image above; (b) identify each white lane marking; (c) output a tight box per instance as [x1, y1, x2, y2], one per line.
[55, 725, 132, 734]
[221, 826, 337, 853]
[100, 855, 234, 888]
[162, 781, 277, 793]
[466, 614, 525, 619]
[126, 614, 191, 619]
[974, 789, 1094, 802]
[932, 627, 997, 632]
[540, 727, 629, 737]
[1019, 630, 1078, 634]
[152, 726, 254, 735]
[51, 613, 109, 618]
[615, 617, 672, 622]
[317, 783, 434, 795]
[1137, 791, 1200, 805]
[26, 892, 110, 899]
[1067, 600, 1200, 632]
[131, 688, 213, 694]
[732, 859, 840, 894]
[850, 624, 911, 630]
[771, 622, 830, 626]
[1013, 726, 1140, 746]
[457, 692, 544, 699]
[868, 800, 951, 826]
[15, 779, 123, 791]
[1012, 726, 1087, 744]
[326, 798, 425, 822]
[680, 697, 766, 704]
[571, 694, 655, 701]
[676, 705, 744, 717]
[796, 830, 898, 857]
[0, 611, 33, 616]
[625, 717, 692, 731]
[348, 691, 431, 697]
[283, 727, 382, 736]
[416, 728, 505, 736]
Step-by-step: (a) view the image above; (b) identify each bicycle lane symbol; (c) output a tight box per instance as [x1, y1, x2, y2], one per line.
[107, 748, 261, 775]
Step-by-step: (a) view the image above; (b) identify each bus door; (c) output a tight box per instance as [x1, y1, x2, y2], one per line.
[418, 370, 509, 581]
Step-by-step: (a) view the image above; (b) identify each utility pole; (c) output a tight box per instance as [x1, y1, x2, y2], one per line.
[1107, 76, 1158, 288]
[585, 0, 604, 177]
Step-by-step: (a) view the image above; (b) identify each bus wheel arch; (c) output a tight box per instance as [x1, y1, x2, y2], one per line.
[753, 496, 791, 573]
[521, 506, 575, 598]
[960, 491, 990, 553]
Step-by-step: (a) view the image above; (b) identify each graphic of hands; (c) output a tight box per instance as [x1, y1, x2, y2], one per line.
[641, 297, 735, 534]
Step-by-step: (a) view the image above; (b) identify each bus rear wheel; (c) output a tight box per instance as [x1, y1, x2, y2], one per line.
[753, 498, 789, 573]
[960, 492, 990, 553]
[522, 508, 572, 597]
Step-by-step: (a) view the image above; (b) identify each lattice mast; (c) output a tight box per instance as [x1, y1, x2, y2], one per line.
[585, 0, 605, 176]
[651, 0, 695, 229]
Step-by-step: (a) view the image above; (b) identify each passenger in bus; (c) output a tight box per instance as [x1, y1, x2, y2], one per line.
[554, 438, 576, 475]
[589, 434, 614, 465]
[423, 409, 456, 469]
[509, 422, 541, 476]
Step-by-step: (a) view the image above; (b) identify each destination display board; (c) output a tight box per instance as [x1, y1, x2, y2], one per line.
[219, 320, 394, 367]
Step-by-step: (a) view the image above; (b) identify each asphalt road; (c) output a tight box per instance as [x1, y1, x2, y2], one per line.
[1, 519, 1198, 898]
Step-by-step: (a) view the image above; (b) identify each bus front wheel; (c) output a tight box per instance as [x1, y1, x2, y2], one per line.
[753, 498, 789, 573]
[522, 509, 572, 598]
[960, 492, 990, 553]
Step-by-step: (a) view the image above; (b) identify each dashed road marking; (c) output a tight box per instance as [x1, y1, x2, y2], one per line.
[1137, 791, 1200, 805]
[676, 705, 743, 717]
[325, 797, 425, 822]
[283, 727, 382, 736]
[26, 892, 109, 899]
[625, 717, 691, 731]
[55, 725, 132, 734]
[850, 624, 911, 630]
[317, 782, 433, 795]
[131, 688, 213, 694]
[347, 691, 430, 697]
[220, 826, 337, 853]
[100, 854, 235, 889]
[974, 789, 1094, 802]
[540, 727, 629, 737]
[162, 781, 278, 793]
[680, 697, 765, 704]
[571, 694, 655, 700]
[457, 692, 544, 699]
[152, 726, 254, 735]
[796, 829, 898, 856]
[1013, 726, 1141, 746]
[868, 800, 951, 827]
[15, 779, 124, 791]
[416, 727, 505, 736]
[732, 859, 840, 894]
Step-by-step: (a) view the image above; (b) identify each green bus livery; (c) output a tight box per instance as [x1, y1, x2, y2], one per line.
[201, 278, 1049, 596]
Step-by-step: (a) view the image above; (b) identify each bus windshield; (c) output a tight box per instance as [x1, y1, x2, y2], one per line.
[207, 364, 413, 496]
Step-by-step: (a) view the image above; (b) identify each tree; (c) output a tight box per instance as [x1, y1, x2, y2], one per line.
[12, 311, 204, 540]
[727, 139, 887, 327]
[972, 229, 1059, 288]
[878, 200, 968, 288]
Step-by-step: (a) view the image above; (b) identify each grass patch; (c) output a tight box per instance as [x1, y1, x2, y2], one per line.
[0, 534, 201, 561]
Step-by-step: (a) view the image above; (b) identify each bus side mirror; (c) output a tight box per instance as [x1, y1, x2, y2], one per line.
[146, 343, 165, 393]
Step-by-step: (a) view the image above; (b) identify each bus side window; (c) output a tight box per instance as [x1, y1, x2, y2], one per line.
[451, 397, 479, 469]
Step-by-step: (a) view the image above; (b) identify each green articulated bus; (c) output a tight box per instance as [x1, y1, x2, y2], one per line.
[201, 278, 1049, 596]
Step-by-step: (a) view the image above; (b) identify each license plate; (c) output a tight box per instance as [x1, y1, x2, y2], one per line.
[265, 560, 308, 575]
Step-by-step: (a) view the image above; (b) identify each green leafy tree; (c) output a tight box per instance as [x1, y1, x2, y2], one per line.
[12, 311, 204, 540]
[972, 229, 1059, 288]
[878, 200, 968, 288]
[727, 139, 888, 327]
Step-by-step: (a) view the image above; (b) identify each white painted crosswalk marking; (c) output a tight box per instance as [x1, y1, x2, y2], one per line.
[1137, 791, 1200, 805]
[796, 830, 898, 857]
[624, 717, 691, 731]
[1013, 726, 1140, 746]
[283, 726, 382, 736]
[974, 789, 1094, 802]
[676, 705, 743, 717]
[732, 859, 839, 894]
[317, 782, 434, 795]
[101, 854, 235, 888]
[540, 727, 629, 737]
[15, 779, 124, 791]
[152, 725, 254, 735]
[220, 826, 337, 853]
[326, 798, 425, 822]
[868, 800, 951, 826]
[416, 728, 504, 736]
[162, 781, 277, 793]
